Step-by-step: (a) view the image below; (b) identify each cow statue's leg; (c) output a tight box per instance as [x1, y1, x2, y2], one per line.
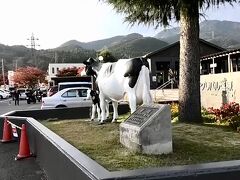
[97, 104, 101, 121]
[99, 93, 107, 123]
[127, 88, 137, 113]
[91, 104, 96, 121]
[111, 101, 119, 123]
[105, 101, 110, 118]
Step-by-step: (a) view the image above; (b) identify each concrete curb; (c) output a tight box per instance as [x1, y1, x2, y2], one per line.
[1, 105, 240, 180]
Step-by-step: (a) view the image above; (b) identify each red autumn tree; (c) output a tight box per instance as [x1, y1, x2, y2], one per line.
[13, 66, 46, 87]
[56, 66, 85, 77]
[0, 74, 8, 86]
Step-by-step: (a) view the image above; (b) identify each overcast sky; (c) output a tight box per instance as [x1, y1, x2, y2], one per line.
[0, 0, 240, 49]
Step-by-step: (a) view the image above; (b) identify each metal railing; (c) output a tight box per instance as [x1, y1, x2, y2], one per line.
[153, 78, 177, 102]
[156, 78, 174, 90]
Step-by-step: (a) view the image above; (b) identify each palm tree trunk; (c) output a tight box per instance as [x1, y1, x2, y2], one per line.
[179, 3, 202, 123]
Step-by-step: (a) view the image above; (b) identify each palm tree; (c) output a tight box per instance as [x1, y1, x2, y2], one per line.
[101, 0, 238, 123]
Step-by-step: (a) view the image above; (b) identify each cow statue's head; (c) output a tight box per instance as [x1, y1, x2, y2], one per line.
[83, 57, 99, 78]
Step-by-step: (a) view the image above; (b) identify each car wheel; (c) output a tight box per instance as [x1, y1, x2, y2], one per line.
[56, 105, 67, 108]
[0, 95, 3, 99]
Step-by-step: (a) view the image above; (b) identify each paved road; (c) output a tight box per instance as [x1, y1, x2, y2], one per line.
[0, 143, 47, 180]
[0, 98, 47, 180]
[0, 98, 41, 115]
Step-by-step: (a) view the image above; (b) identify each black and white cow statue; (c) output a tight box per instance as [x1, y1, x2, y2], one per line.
[83, 57, 153, 123]
[87, 89, 109, 121]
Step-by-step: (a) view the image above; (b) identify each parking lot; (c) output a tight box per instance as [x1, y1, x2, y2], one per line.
[0, 98, 41, 115]
[0, 98, 47, 180]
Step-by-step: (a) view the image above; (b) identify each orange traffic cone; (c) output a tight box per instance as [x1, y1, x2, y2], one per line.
[1, 118, 14, 143]
[15, 124, 33, 160]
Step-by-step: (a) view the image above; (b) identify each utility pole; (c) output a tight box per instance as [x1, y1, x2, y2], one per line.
[15, 59, 18, 70]
[27, 33, 40, 66]
[54, 51, 58, 63]
[1, 59, 6, 89]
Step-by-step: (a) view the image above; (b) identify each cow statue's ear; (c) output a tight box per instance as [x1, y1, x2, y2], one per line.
[83, 57, 96, 65]
[88, 57, 96, 64]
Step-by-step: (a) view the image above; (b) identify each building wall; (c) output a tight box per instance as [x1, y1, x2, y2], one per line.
[7, 71, 15, 87]
[47, 63, 85, 84]
[48, 63, 85, 79]
[200, 72, 240, 108]
[148, 46, 179, 88]
[148, 41, 224, 89]
[199, 43, 224, 56]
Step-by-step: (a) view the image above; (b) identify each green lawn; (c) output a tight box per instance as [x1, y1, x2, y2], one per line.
[43, 119, 240, 171]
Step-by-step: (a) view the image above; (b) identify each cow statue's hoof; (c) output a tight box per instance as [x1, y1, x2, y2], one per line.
[98, 121, 105, 125]
[111, 119, 117, 123]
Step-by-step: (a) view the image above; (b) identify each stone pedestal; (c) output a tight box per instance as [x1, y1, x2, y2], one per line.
[120, 104, 172, 154]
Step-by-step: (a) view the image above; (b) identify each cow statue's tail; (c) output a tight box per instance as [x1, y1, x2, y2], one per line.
[141, 64, 153, 105]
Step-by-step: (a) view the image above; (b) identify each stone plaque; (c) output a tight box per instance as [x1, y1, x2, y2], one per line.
[125, 106, 159, 127]
[120, 104, 172, 155]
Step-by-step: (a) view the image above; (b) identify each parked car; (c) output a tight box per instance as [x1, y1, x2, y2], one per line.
[18, 88, 28, 100]
[0, 89, 9, 99]
[41, 87, 92, 109]
[47, 86, 58, 97]
[0, 89, 10, 97]
[58, 82, 92, 91]
[40, 89, 47, 97]
[25, 89, 37, 104]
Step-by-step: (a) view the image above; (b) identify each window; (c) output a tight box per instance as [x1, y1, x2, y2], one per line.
[52, 67, 55, 74]
[58, 82, 92, 91]
[232, 58, 240, 72]
[78, 89, 88, 97]
[62, 89, 77, 98]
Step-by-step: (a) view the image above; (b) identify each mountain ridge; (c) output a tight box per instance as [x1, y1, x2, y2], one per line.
[1, 20, 240, 72]
[154, 20, 240, 48]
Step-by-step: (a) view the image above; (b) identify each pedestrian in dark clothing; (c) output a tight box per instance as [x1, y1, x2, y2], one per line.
[13, 89, 20, 106]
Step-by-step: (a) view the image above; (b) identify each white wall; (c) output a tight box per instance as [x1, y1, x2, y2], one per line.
[47, 63, 86, 83]
[8, 71, 15, 87]
[200, 72, 240, 108]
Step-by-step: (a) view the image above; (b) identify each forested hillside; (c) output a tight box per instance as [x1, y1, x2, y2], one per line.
[1, 20, 240, 72]
[154, 20, 240, 49]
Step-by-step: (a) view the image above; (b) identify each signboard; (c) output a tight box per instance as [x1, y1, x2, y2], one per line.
[125, 106, 159, 127]
[210, 63, 217, 68]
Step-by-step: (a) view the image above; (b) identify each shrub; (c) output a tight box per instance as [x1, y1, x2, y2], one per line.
[202, 114, 216, 123]
[228, 115, 240, 131]
[170, 103, 179, 119]
[207, 102, 240, 131]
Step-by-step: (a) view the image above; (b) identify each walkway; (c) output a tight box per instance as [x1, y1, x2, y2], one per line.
[0, 139, 47, 180]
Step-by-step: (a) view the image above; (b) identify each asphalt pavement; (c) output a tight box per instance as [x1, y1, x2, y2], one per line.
[0, 98, 41, 115]
[0, 98, 48, 180]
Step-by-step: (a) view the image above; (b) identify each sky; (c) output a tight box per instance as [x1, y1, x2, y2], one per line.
[0, 0, 240, 50]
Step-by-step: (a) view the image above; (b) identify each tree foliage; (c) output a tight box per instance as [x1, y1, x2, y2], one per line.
[102, 0, 238, 123]
[56, 66, 85, 77]
[0, 74, 8, 86]
[109, 37, 168, 58]
[97, 49, 117, 62]
[103, 0, 237, 27]
[13, 66, 46, 87]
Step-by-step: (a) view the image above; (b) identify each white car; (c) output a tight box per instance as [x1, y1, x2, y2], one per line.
[0, 89, 9, 99]
[18, 88, 28, 100]
[41, 87, 92, 109]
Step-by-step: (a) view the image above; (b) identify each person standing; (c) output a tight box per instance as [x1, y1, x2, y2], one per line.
[13, 89, 20, 106]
